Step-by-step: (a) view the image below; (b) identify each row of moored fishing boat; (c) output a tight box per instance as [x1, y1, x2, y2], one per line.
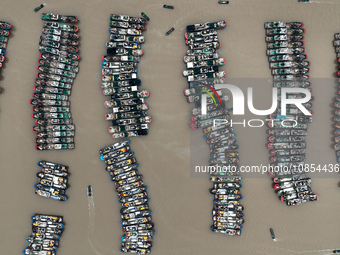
[31, 13, 80, 150]
[23, 161, 68, 255]
[98, 14, 155, 255]
[333, 33, 340, 162]
[102, 14, 151, 139]
[24, 13, 76, 255]
[182, 20, 244, 236]
[0, 21, 11, 95]
[264, 21, 318, 206]
[23, 214, 64, 255]
[99, 140, 154, 254]
[34, 161, 69, 202]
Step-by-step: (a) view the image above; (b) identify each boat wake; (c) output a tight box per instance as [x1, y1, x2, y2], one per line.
[87, 189, 117, 255]
[271, 246, 334, 254]
[309, 1, 338, 4]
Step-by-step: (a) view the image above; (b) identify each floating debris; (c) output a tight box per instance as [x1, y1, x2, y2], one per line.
[270, 228, 276, 241]
[163, 4, 174, 9]
[218, 1, 229, 4]
[34, 3, 45, 12]
[141, 12, 150, 21]
[299, 0, 310, 2]
[165, 27, 174, 36]
[334, 250, 340, 253]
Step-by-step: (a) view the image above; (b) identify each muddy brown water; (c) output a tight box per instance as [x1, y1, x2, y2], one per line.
[0, 0, 340, 254]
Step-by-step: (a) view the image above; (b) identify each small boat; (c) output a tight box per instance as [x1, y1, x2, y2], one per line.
[163, 4, 174, 9]
[31, 214, 63, 223]
[165, 27, 174, 36]
[37, 161, 68, 171]
[141, 12, 150, 21]
[34, 4, 45, 12]
[99, 139, 130, 155]
[41, 13, 78, 23]
[211, 227, 241, 236]
[0, 29, 9, 36]
[87, 185, 92, 196]
[110, 14, 147, 24]
[264, 22, 304, 29]
[270, 228, 276, 241]
[43, 22, 79, 32]
[41, 27, 79, 39]
[186, 20, 226, 32]
[35, 189, 67, 202]
[36, 143, 74, 151]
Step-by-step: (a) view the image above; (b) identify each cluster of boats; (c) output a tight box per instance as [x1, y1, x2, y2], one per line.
[0, 21, 11, 94]
[31, 13, 80, 150]
[333, 33, 340, 162]
[101, 14, 151, 139]
[34, 161, 69, 202]
[99, 139, 154, 254]
[264, 21, 317, 206]
[182, 21, 244, 236]
[23, 214, 64, 255]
